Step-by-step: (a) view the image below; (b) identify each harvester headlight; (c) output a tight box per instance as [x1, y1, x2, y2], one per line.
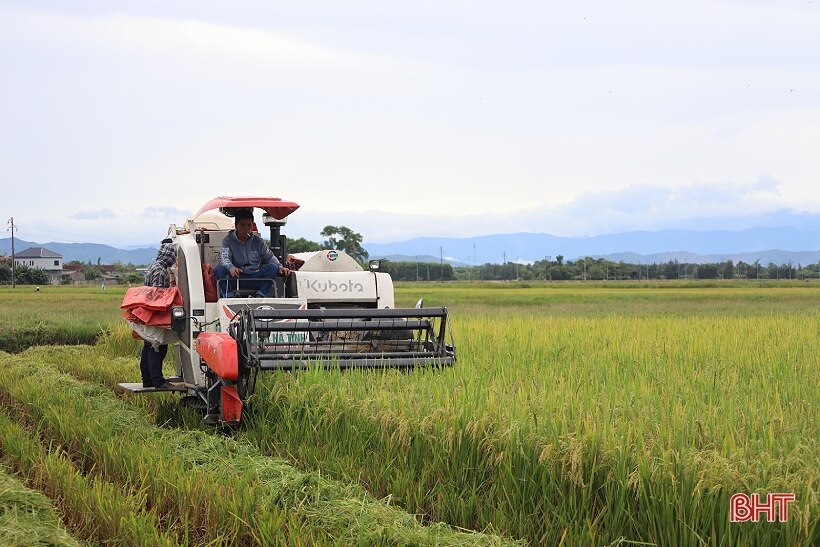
[171, 306, 186, 332]
[369, 259, 381, 272]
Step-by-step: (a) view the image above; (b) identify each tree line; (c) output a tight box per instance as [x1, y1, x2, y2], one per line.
[4, 226, 817, 285]
[378, 257, 817, 282]
[288, 226, 369, 263]
[289, 227, 815, 282]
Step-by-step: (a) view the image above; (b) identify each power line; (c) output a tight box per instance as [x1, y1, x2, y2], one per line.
[439, 246, 444, 281]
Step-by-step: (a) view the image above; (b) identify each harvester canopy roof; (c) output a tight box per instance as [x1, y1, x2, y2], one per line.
[194, 197, 300, 221]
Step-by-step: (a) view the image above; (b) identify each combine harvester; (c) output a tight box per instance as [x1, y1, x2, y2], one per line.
[120, 197, 455, 425]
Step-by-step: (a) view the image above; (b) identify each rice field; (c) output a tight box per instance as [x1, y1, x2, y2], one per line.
[0, 282, 817, 545]
[0, 286, 119, 352]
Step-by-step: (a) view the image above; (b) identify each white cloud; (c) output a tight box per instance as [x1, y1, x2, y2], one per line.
[0, 6, 379, 68]
[3, 2, 820, 246]
[292, 178, 819, 244]
[142, 206, 191, 219]
[69, 209, 116, 221]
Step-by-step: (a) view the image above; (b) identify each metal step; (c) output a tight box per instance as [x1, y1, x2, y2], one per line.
[117, 377, 186, 393]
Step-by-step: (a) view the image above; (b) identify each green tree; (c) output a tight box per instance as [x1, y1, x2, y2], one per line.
[748, 260, 762, 279]
[549, 264, 572, 280]
[83, 266, 103, 281]
[14, 264, 51, 285]
[722, 260, 735, 279]
[662, 260, 679, 280]
[615, 261, 637, 280]
[320, 226, 369, 263]
[766, 262, 779, 279]
[287, 237, 323, 254]
[124, 272, 144, 285]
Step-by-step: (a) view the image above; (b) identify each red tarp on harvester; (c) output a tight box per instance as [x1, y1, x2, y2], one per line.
[121, 286, 183, 328]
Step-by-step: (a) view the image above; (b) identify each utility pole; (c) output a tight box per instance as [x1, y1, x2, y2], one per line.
[472, 243, 476, 281]
[7, 217, 16, 289]
[439, 246, 443, 281]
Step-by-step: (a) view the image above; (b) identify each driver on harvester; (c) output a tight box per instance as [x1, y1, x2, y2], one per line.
[214, 209, 291, 298]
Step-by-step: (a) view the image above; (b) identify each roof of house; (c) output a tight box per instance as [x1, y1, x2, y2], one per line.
[14, 247, 63, 259]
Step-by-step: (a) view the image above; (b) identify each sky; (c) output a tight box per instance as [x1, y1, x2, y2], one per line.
[2, 0, 820, 248]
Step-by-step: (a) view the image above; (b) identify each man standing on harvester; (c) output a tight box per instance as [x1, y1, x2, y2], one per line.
[139, 239, 179, 389]
[215, 209, 291, 297]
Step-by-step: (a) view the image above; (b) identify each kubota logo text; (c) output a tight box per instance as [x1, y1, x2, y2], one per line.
[326, 250, 338, 261]
[305, 279, 364, 293]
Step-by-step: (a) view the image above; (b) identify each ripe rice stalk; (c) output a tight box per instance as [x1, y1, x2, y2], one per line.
[0, 353, 520, 546]
[0, 412, 176, 546]
[239, 311, 818, 545]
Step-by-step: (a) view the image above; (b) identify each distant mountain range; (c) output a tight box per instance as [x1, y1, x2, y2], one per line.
[3, 226, 820, 267]
[365, 227, 820, 265]
[0, 238, 159, 266]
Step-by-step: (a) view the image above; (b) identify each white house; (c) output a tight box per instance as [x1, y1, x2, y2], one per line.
[13, 247, 64, 283]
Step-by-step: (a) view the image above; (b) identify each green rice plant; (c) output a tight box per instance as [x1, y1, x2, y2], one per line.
[96, 322, 144, 358]
[0, 321, 102, 354]
[19, 344, 175, 417]
[0, 286, 123, 352]
[237, 312, 819, 546]
[0, 353, 518, 546]
[4, 284, 818, 545]
[0, 464, 81, 547]
[0, 412, 176, 546]
[394, 282, 820, 316]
